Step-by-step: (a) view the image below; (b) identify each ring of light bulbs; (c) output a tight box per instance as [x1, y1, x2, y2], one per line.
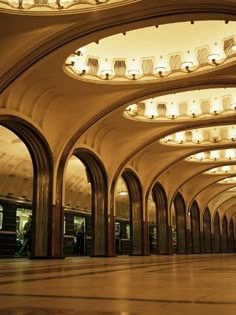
[187, 149, 236, 162]
[64, 43, 236, 83]
[218, 177, 236, 184]
[160, 125, 236, 146]
[205, 165, 236, 175]
[125, 97, 236, 122]
[1, 0, 109, 10]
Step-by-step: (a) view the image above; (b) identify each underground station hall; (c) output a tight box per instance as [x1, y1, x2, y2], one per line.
[1, 1, 236, 314]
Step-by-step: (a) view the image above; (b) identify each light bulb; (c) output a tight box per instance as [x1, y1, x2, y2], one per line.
[188, 101, 201, 118]
[210, 98, 223, 115]
[196, 152, 205, 161]
[192, 129, 203, 144]
[225, 149, 235, 160]
[228, 126, 236, 141]
[167, 102, 179, 119]
[210, 150, 220, 161]
[144, 100, 158, 119]
[175, 132, 185, 144]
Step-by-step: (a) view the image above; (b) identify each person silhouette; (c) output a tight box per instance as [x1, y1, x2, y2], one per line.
[19, 215, 32, 256]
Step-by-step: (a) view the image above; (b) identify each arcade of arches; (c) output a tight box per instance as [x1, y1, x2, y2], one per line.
[1, 0, 236, 261]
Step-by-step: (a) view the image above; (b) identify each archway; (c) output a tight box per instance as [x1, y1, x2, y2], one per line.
[173, 192, 186, 254]
[72, 149, 108, 256]
[114, 177, 130, 255]
[122, 169, 143, 255]
[147, 192, 158, 255]
[203, 207, 212, 253]
[228, 218, 235, 252]
[222, 215, 228, 253]
[64, 155, 92, 256]
[0, 119, 53, 258]
[152, 183, 169, 254]
[189, 201, 200, 254]
[213, 212, 221, 253]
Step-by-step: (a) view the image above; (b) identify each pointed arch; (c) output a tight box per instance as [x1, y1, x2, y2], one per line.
[203, 207, 212, 253]
[189, 201, 200, 253]
[228, 218, 235, 253]
[152, 182, 169, 254]
[222, 215, 228, 253]
[121, 169, 144, 255]
[213, 212, 221, 253]
[73, 148, 108, 256]
[0, 116, 53, 257]
[173, 192, 186, 254]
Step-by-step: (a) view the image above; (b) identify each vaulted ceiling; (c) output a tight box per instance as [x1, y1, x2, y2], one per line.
[1, 0, 236, 222]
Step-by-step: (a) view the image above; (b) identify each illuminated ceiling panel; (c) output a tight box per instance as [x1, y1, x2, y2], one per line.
[228, 187, 236, 192]
[218, 177, 236, 184]
[64, 21, 236, 84]
[0, 0, 130, 13]
[160, 125, 236, 146]
[187, 149, 236, 163]
[124, 88, 236, 122]
[205, 165, 236, 175]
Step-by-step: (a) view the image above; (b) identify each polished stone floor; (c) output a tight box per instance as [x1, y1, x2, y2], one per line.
[0, 254, 236, 314]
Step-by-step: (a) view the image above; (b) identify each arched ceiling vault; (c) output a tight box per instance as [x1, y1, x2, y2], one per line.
[207, 191, 236, 218]
[1, 1, 234, 91]
[216, 196, 236, 218]
[190, 182, 236, 216]
[223, 204, 236, 220]
[1, 1, 236, 207]
[177, 172, 236, 209]
[160, 161, 236, 204]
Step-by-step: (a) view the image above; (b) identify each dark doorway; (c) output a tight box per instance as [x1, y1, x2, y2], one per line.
[213, 212, 221, 253]
[173, 192, 187, 254]
[122, 170, 143, 256]
[152, 183, 169, 254]
[203, 207, 212, 253]
[189, 201, 201, 253]
[221, 215, 228, 253]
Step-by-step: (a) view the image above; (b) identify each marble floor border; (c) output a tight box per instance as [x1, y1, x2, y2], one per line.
[0, 292, 236, 306]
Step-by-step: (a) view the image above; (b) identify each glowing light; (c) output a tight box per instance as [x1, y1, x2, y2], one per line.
[219, 177, 236, 184]
[181, 61, 193, 71]
[175, 131, 185, 144]
[144, 100, 158, 118]
[167, 102, 179, 119]
[163, 134, 174, 142]
[225, 149, 235, 160]
[222, 166, 230, 173]
[66, 55, 76, 65]
[7, 0, 19, 8]
[57, 0, 74, 8]
[188, 101, 201, 118]
[228, 126, 236, 141]
[210, 98, 223, 115]
[196, 152, 205, 160]
[210, 127, 220, 142]
[192, 129, 203, 144]
[73, 59, 89, 74]
[153, 66, 167, 76]
[118, 191, 128, 196]
[126, 59, 142, 79]
[210, 150, 220, 161]
[76, 47, 86, 56]
[208, 53, 221, 64]
[126, 104, 138, 115]
[209, 168, 217, 173]
[98, 59, 114, 79]
[231, 103, 236, 110]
